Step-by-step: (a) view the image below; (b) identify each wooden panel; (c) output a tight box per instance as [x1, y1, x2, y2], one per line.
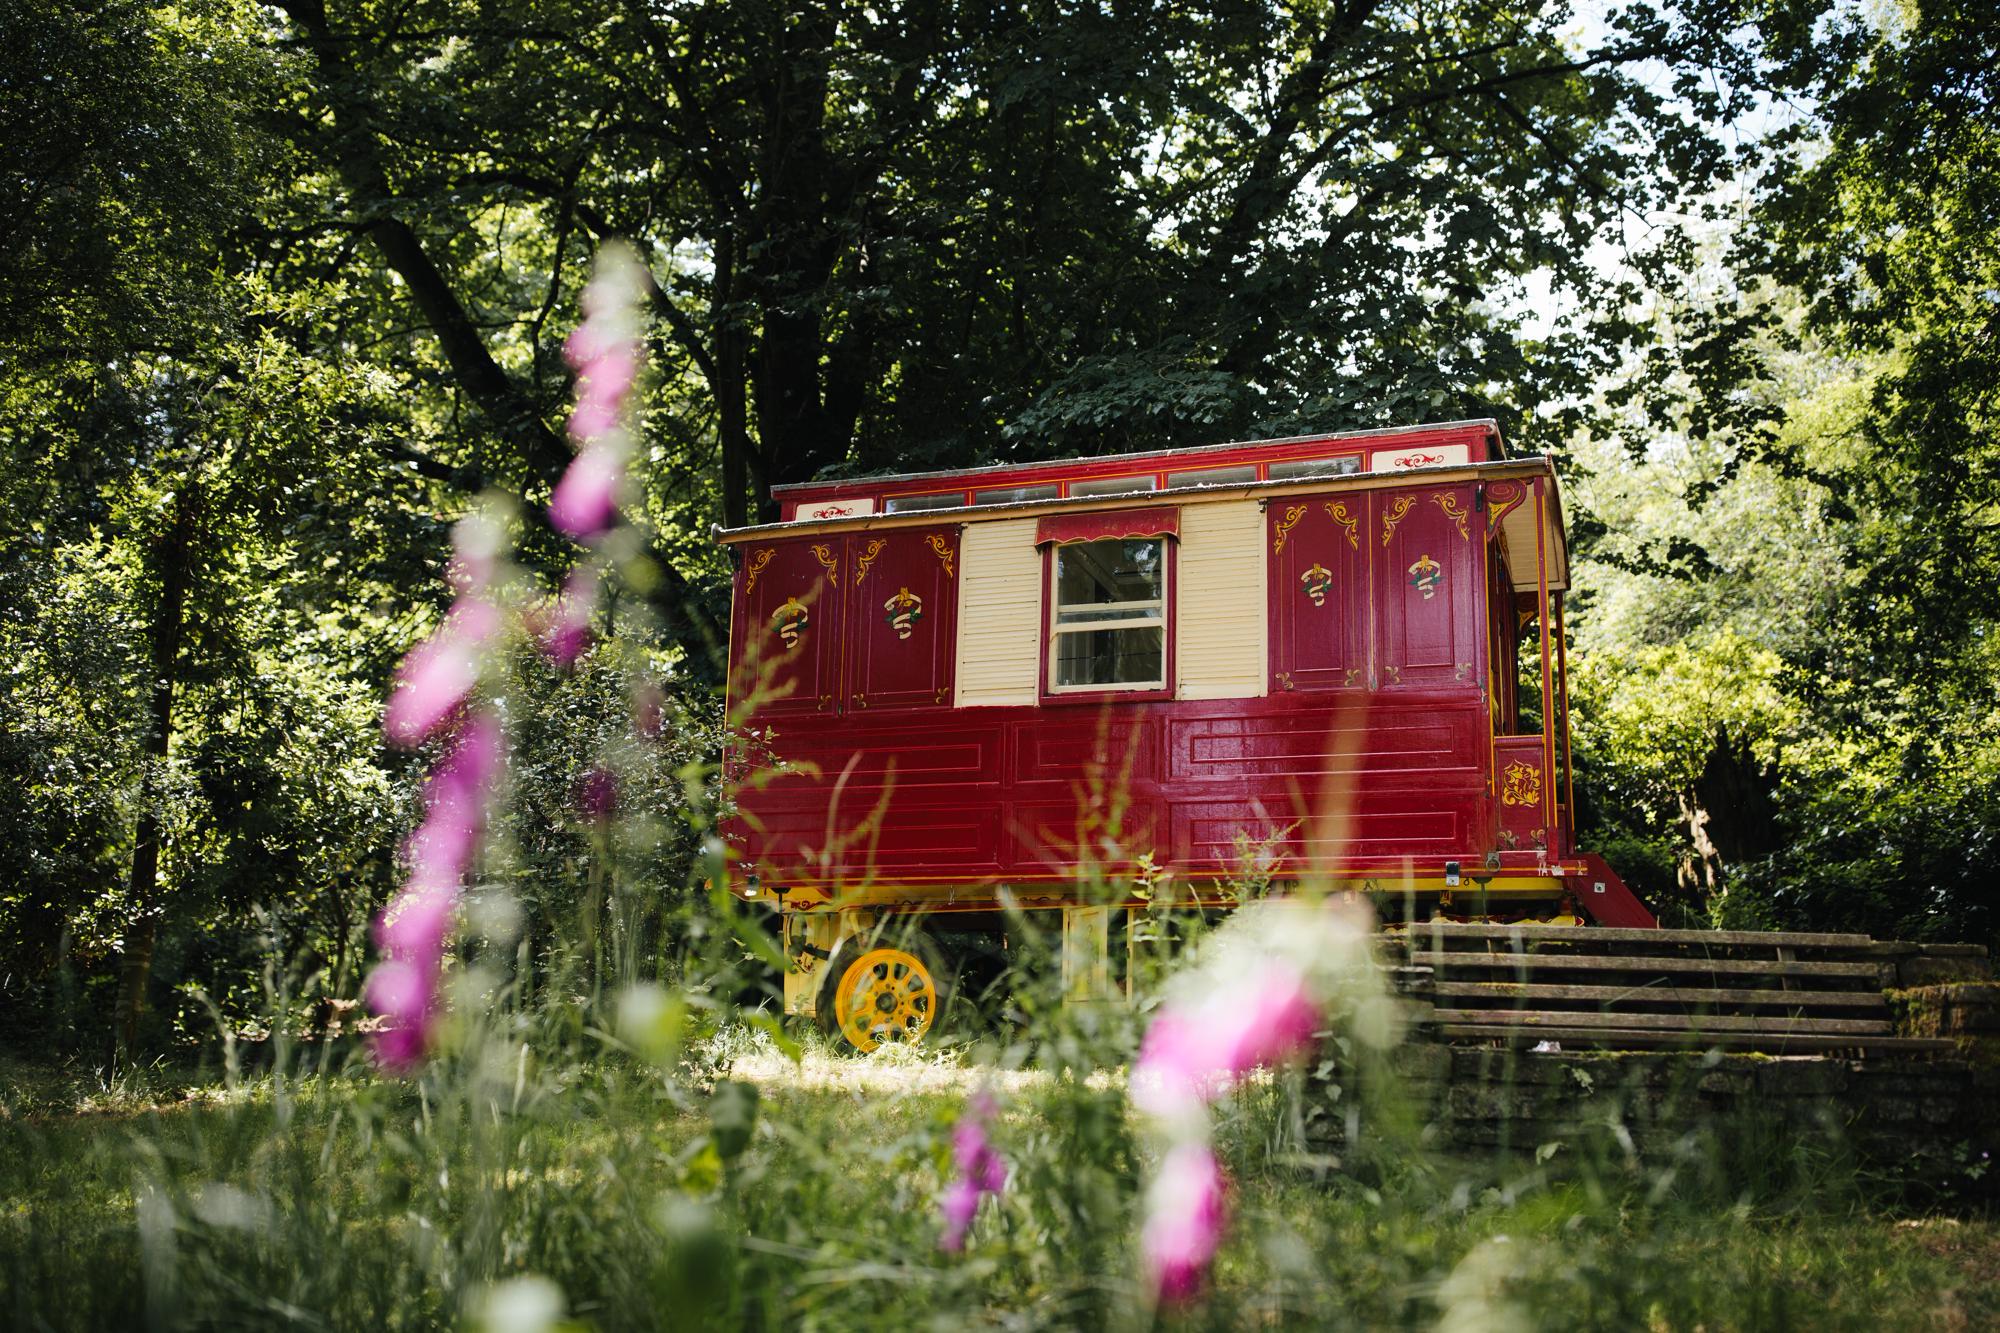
[734, 694, 1497, 892]
[745, 800, 1004, 878]
[1493, 735, 1549, 851]
[732, 536, 844, 719]
[1166, 701, 1483, 780]
[954, 518, 1041, 707]
[761, 735, 999, 790]
[1177, 500, 1266, 700]
[1436, 1025, 1954, 1054]
[1440, 1009, 1893, 1036]
[1411, 953, 1884, 979]
[1005, 796, 1165, 870]
[1012, 712, 1158, 784]
[1411, 923, 1877, 948]
[1374, 485, 1480, 689]
[846, 524, 959, 711]
[1431, 981, 1890, 1009]
[1268, 493, 1368, 692]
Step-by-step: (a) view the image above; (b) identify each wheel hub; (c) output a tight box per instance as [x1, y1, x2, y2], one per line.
[832, 946, 937, 1052]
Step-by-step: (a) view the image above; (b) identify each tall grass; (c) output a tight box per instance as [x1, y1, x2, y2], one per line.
[4, 855, 1995, 1331]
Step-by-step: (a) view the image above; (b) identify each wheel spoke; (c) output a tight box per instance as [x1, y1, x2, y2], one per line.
[831, 946, 937, 1051]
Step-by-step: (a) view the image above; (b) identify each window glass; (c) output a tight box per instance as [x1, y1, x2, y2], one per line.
[1055, 627, 1165, 688]
[972, 483, 1059, 506]
[1267, 455, 1361, 479]
[883, 491, 964, 514]
[1067, 474, 1158, 497]
[1050, 538, 1166, 690]
[1167, 464, 1256, 489]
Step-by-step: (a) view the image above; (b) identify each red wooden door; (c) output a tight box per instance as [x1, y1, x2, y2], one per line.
[1373, 484, 1481, 689]
[843, 525, 960, 711]
[733, 537, 844, 717]
[1268, 495, 1369, 693]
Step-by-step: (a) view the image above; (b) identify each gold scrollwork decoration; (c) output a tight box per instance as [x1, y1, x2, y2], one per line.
[852, 538, 886, 585]
[1380, 495, 1415, 545]
[743, 547, 776, 595]
[810, 543, 839, 581]
[1454, 661, 1472, 682]
[1434, 492, 1472, 541]
[1323, 501, 1359, 549]
[926, 533, 956, 578]
[1500, 761, 1543, 807]
[1273, 504, 1308, 554]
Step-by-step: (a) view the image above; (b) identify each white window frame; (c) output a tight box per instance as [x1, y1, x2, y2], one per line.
[1045, 537, 1171, 695]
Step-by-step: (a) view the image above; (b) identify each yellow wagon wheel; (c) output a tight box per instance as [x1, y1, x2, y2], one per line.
[827, 945, 939, 1052]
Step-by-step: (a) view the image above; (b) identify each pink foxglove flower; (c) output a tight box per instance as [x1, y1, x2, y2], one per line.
[632, 682, 665, 739]
[1141, 1141, 1228, 1304]
[1131, 961, 1319, 1117]
[383, 598, 502, 747]
[366, 712, 503, 1071]
[551, 244, 646, 543]
[549, 444, 625, 542]
[939, 1089, 1007, 1251]
[535, 567, 599, 666]
[573, 765, 618, 823]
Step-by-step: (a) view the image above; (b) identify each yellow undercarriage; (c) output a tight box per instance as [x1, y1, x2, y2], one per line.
[772, 873, 1590, 1020]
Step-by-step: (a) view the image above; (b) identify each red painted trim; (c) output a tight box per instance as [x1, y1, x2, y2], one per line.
[1035, 506, 1180, 546]
[777, 423, 1498, 517]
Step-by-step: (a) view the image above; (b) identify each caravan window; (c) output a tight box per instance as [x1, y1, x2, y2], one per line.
[1049, 538, 1167, 691]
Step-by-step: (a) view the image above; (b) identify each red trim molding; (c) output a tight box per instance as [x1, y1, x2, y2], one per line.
[1035, 506, 1180, 546]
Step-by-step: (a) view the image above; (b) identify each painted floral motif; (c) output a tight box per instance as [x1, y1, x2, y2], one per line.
[743, 547, 775, 595]
[1300, 563, 1334, 606]
[883, 586, 924, 638]
[1407, 553, 1443, 599]
[1501, 761, 1543, 807]
[772, 597, 810, 647]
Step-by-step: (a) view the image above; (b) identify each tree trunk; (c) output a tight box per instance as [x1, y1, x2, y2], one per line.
[118, 484, 197, 1056]
[715, 228, 754, 530]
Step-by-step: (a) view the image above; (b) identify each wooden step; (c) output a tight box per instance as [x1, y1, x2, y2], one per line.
[1410, 952, 1882, 981]
[1439, 1008, 1893, 1036]
[1437, 1024, 1958, 1054]
[1406, 924, 1876, 949]
[1431, 981, 1889, 1010]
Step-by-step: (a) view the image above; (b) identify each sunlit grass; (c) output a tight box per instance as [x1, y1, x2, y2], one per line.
[3, 1033, 1996, 1331]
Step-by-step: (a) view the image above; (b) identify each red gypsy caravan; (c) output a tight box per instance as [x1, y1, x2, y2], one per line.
[715, 419, 1655, 1049]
